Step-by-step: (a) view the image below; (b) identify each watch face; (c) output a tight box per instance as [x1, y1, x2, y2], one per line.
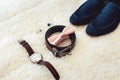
[30, 53, 42, 63]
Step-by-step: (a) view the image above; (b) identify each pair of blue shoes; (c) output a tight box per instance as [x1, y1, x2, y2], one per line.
[70, 0, 120, 36]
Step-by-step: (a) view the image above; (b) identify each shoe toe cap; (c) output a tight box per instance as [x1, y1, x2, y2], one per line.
[70, 13, 93, 25]
[86, 23, 99, 36]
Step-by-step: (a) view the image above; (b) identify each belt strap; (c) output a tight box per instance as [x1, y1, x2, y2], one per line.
[45, 25, 76, 57]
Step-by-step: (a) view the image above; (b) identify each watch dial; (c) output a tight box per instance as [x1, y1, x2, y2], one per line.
[30, 53, 42, 63]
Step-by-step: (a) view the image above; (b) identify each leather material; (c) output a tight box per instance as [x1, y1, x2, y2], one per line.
[70, 0, 106, 25]
[38, 61, 60, 80]
[45, 25, 76, 57]
[19, 40, 34, 56]
[86, 2, 120, 36]
[19, 40, 60, 80]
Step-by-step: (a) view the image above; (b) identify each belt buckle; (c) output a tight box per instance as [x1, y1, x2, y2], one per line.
[52, 46, 71, 57]
[52, 48, 59, 57]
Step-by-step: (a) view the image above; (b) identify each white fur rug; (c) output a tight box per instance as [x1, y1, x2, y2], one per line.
[0, 0, 120, 80]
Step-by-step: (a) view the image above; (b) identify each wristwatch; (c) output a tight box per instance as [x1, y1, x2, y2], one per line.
[19, 40, 60, 80]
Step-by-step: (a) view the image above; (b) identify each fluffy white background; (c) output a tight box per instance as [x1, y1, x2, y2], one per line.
[0, 0, 120, 80]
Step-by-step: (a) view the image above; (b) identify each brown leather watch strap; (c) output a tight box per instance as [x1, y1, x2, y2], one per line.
[19, 40, 60, 80]
[38, 61, 60, 80]
[19, 40, 34, 56]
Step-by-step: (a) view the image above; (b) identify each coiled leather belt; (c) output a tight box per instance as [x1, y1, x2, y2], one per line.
[45, 25, 76, 57]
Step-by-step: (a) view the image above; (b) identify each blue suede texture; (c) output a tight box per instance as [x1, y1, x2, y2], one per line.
[70, 0, 106, 25]
[86, 2, 120, 36]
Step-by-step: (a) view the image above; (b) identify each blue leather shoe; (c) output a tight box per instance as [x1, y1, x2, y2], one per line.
[70, 0, 107, 25]
[86, 2, 120, 36]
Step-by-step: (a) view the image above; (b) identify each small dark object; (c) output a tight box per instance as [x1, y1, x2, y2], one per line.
[39, 29, 42, 32]
[47, 23, 51, 26]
